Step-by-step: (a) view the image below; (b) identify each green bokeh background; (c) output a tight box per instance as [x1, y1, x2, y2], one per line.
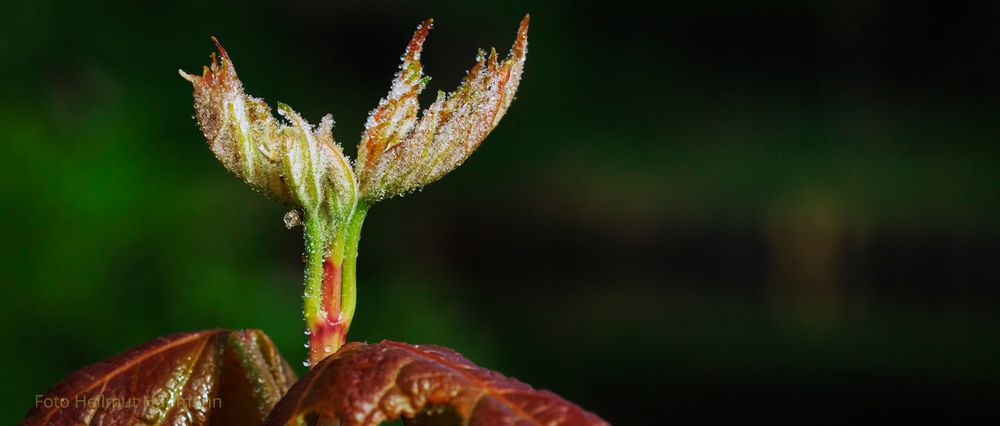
[3, 0, 999, 422]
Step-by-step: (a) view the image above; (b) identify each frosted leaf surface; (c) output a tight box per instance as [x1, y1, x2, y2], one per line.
[180, 39, 356, 219]
[182, 16, 528, 213]
[356, 16, 530, 202]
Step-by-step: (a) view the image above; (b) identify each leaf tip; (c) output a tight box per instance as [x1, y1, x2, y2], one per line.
[210, 36, 229, 59]
[514, 14, 530, 57]
[178, 68, 194, 83]
[405, 19, 434, 63]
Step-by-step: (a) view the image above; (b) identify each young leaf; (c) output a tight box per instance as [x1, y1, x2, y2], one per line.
[356, 16, 530, 202]
[265, 340, 607, 426]
[22, 329, 300, 426]
[180, 40, 357, 221]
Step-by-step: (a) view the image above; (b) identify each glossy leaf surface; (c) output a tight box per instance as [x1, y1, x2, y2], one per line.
[266, 340, 607, 426]
[22, 329, 298, 425]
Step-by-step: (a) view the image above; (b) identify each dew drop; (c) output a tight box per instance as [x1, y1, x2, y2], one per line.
[302, 359, 310, 367]
[304, 328, 311, 336]
[283, 209, 302, 229]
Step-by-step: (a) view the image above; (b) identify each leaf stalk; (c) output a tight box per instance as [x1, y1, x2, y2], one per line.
[303, 204, 368, 367]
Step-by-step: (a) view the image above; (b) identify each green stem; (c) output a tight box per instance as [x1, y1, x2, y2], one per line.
[303, 204, 368, 367]
[303, 211, 327, 332]
[340, 206, 368, 329]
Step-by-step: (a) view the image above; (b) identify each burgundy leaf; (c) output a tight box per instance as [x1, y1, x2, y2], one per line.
[22, 329, 300, 426]
[265, 340, 607, 426]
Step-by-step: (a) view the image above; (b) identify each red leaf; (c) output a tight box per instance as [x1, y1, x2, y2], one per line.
[22, 329, 300, 425]
[265, 340, 607, 426]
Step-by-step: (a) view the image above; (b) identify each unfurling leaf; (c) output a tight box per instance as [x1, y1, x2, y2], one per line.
[265, 340, 607, 426]
[22, 329, 301, 426]
[180, 40, 357, 220]
[356, 15, 529, 202]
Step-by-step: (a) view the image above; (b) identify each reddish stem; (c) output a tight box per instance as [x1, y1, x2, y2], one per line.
[309, 256, 348, 365]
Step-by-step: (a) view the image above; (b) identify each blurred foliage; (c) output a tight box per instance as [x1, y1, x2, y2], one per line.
[2, 0, 999, 422]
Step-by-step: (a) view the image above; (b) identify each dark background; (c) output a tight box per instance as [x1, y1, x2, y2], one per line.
[3, 0, 1000, 422]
